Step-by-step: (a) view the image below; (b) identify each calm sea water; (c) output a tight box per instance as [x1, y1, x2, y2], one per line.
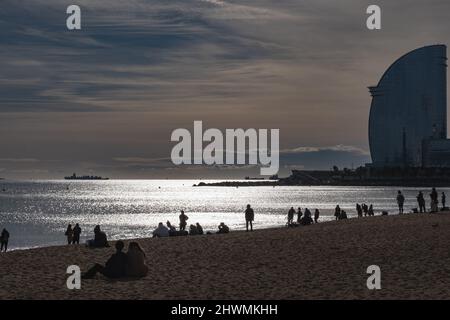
[0, 180, 447, 250]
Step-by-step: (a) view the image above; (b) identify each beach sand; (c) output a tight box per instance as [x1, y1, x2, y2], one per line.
[0, 213, 449, 300]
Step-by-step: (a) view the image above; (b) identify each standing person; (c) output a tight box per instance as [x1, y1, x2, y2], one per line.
[430, 188, 438, 212]
[245, 204, 254, 231]
[442, 192, 446, 210]
[362, 204, 369, 217]
[334, 205, 341, 221]
[65, 224, 73, 245]
[287, 207, 295, 225]
[314, 209, 320, 223]
[1, 228, 10, 252]
[368, 204, 374, 216]
[73, 223, 81, 244]
[356, 203, 363, 218]
[179, 210, 189, 231]
[396, 191, 405, 214]
[417, 191, 426, 213]
[296, 207, 303, 224]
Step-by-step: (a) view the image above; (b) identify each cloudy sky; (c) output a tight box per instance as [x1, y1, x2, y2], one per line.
[0, 0, 449, 179]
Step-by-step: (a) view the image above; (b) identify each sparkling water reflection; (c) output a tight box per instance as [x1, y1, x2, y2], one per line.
[0, 180, 447, 250]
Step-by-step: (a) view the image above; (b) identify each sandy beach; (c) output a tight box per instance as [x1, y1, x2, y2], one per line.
[1, 212, 449, 300]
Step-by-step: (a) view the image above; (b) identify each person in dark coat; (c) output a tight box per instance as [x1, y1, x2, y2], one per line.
[245, 204, 254, 231]
[82, 241, 127, 279]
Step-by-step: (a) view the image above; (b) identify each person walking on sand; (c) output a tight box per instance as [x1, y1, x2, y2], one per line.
[396, 191, 405, 214]
[1, 228, 10, 252]
[417, 191, 426, 213]
[334, 205, 341, 220]
[287, 207, 295, 225]
[179, 210, 189, 231]
[73, 223, 81, 244]
[245, 204, 254, 231]
[65, 224, 74, 245]
[82, 241, 127, 279]
[296, 207, 303, 224]
[368, 204, 374, 216]
[442, 192, 446, 210]
[314, 209, 320, 223]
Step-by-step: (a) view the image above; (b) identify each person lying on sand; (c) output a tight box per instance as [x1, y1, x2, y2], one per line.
[217, 222, 230, 234]
[82, 241, 127, 279]
[125, 242, 148, 278]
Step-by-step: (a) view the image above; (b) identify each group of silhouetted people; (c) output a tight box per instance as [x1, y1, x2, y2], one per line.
[1, 228, 9, 252]
[287, 206, 320, 226]
[397, 188, 447, 214]
[64, 223, 82, 244]
[356, 203, 374, 217]
[82, 240, 148, 279]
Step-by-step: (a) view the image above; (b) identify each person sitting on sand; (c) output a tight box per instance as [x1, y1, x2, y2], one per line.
[396, 191, 405, 214]
[301, 208, 313, 225]
[217, 222, 230, 234]
[65, 224, 73, 245]
[314, 209, 320, 223]
[153, 222, 169, 238]
[82, 240, 127, 279]
[179, 210, 189, 231]
[73, 223, 81, 244]
[296, 207, 303, 224]
[87, 225, 109, 248]
[196, 222, 204, 235]
[1, 228, 9, 252]
[287, 207, 295, 225]
[189, 224, 198, 235]
[245, 204, 254, 231]
[125, 242, 148, 278]
[166, 221, 177, 236]
[334, 205, 341, 220]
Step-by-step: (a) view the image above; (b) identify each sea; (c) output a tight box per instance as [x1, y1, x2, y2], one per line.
[0, 179, 447, 250]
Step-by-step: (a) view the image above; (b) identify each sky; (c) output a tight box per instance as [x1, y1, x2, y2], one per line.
[0, 0, 449, 179]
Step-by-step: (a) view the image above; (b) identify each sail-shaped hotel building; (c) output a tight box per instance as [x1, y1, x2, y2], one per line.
[368, 45, 450, 167]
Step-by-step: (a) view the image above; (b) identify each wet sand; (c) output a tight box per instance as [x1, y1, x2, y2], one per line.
[0, 212, 449, 299]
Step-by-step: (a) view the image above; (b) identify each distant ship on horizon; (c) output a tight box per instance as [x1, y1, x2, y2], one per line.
[64, 173, 109, 180]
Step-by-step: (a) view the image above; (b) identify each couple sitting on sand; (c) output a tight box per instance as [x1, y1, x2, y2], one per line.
[82, 241, 148, 279]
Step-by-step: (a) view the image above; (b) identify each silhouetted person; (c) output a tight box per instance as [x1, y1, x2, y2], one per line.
[1, 228, 9, 252]
[179, 210, 189, 231]
[302, 208, 313, 225]
[65, 224, 73, 245]
[334, 205, 341, 220]
[417, 191, 426, 213]
[189, 224, 198, 235]
[82, 241, 127, 279]
[368, 204, 374, 216]
[245, 204, 254, 231]
[356, 204, 363, 218]
[87, 225, 109, 248]
[125, 242, 148, 278]
[296, 207, 303, 223]
[442, 192, 446, 210]
[73, 223, 81, 244]
[396, 191, 405, 214]
[339, 210, 348, 220]
[314, 209, 320, 223]
[362, 203, 369, 217]
[287, 207, 295, 225]
[217, 222, 229, 234]
[430, 188, 438, 212]
[196, 222, 204, 235]
[166, 221, 177, 236]
[153, 222, 169, 238]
